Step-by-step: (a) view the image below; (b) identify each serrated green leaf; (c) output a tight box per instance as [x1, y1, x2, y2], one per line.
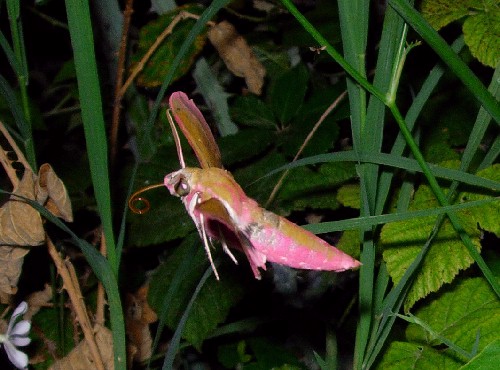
[219, 128, 275, 167]
[337, 184, 360, 209]
[281, 114, 339, 158]
[460, 339, 500, 370]
[276, 162, 356, 213]
[231, 94, 277, 128]
[33, 307, 75, 368]
[234, 151, 287, 202]
[421, 0, 499, 67]
[337, 228, 361, 259]
[421, 0, 472, 30]
[246, 337, 303, 369]
[148, 236, 244, 349]
[376, 341, 463, 369]
[128, 195, 195, 246]
[270, 64, 309, 125]
[405, 277, 500, 358]
[381, 163, 500, 309]
[131, 5, 207, 88]
[463, 10, 500, 68]
[127, 145, 195, 246]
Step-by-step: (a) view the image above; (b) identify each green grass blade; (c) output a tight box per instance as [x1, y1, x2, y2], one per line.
[377, 36, 465, 213]
[0, 29, 21, 76]
[64, 0, 117, 273]
[305, 197, 499, 233]
[6, 0, 36, 169]
[262, 151, 500, 190]
[161, 267, 213, 370]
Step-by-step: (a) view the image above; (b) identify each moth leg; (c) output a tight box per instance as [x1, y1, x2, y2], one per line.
[191, 192, 220, 280]
[220, 236, 238, 265]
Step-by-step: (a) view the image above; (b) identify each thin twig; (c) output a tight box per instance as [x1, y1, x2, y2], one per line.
[47, 237, 106, 370]
[265, 91, 347, 207]
[119, 11, 212, 97]
[95, 233, 107, 326]
[0, 120, 31, 187]
[110, 0, 135, 167]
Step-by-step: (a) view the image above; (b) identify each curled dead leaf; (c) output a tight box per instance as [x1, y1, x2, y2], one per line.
[49, 324, 114, 370]
[126, 284, 157, 363]
[0, 170, 45, 297]
[25, 283, 53, 320]
[0, 170, 45, 247]
[208, 21, 266, 95]
[36, 163, 73, 222]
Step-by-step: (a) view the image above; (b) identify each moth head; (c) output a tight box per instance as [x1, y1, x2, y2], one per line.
[164, 170, 191, 197]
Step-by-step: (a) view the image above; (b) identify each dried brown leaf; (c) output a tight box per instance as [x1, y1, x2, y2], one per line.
[0, 170, 44, 247]
[0, 257, 23, 296]
[0, 170, 44, 297]
[49, 324, 114, 370]
[36, 163, 73, 222]
[125, 284, 157, 363]
[25, 283, 52, 320]
[208, 21, 266, 95]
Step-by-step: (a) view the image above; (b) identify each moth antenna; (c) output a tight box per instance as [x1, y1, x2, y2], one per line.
[167, 109, 186, 169]
[199, 212, 220, 280]
[128, 183, 165, 214]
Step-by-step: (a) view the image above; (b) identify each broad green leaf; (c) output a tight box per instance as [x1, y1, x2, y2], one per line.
[270, 63, 309, 125]
[219, 128, 275, 167]
[421, 0, 500, 67]
[130, 5, 206, 88]
[276, 162, 355, 213]
[463, 10, 500, 68]
[127, 145, 195, 246]
[230, 95, 276, 129]
[376, 341, 463, 369]
[32, 307, 75, 369]
[337, 228, 361, 260]
[234, 151, 287, 202]
[421, 0, 472, 30]
[337, 184, 360, 209]
[246, 337, 303, 370]
[406, 277, 500, 358]
[381, 163, 500, 310]
[282, 0, 341, 48]
[148, 236, 244, 349]
[460, 339, 500, 370]
[281, 114, 339, 158]
[127, 194, 194, 246]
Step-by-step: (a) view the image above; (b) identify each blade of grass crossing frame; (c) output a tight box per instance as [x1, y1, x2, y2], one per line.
[64, 0, 124, 368]
[162, 267, 213, 370]
[64, 0, 117, 272]
[376, 37, 465, 215]
[6, 0, 36, 169]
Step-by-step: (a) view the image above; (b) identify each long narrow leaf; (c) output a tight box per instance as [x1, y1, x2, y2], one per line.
[261, 151, 500, 191]
[64, 0, 117, 272]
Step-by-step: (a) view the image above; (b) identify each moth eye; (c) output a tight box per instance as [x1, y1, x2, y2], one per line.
[174, 176, 190, 197]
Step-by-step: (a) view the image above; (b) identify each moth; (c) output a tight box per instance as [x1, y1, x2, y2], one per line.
[133, 92, 361, 280]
